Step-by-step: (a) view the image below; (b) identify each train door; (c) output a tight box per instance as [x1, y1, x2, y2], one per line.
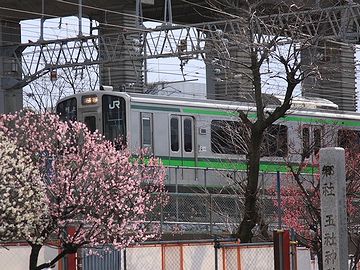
[81, 112, 99, 133]
[302, 125, 323, 158]
[169, 115, 196, 187]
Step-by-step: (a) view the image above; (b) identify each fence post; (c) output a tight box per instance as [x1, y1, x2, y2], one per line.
[214, 238, 220, 270]
[274, 230, 290, 270]
[175, 167, 179, 221]
[290, 229, 298, 270]
[209, 194, 213, 234]
[160, 200, 163, 235]
[76, 249, 83, 270]
[123, 249, 127, 270]
[204, 168, 207, 189]
[276, 171, 282, 229]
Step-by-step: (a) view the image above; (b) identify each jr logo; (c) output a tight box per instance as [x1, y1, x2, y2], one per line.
[109, 100, 120, 109]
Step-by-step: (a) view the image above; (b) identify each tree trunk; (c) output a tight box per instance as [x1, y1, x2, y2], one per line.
[34, 245, 78, 270]
[236, 127, 263, 242]
[29, 244, 42, 270]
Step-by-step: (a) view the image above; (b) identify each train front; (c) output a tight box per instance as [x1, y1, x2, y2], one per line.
[56, 92, 128, 144]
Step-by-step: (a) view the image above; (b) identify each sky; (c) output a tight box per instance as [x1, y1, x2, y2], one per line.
[20, 16, 360, 109]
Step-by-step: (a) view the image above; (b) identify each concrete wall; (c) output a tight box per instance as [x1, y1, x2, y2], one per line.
[0, 244, 59, 270]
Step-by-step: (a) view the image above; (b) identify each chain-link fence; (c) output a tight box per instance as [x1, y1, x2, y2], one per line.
[160, 192, 277, 236]
[157, 166, 280, 236]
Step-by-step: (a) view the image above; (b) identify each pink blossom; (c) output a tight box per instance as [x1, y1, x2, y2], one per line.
[0, 111, 167, 270]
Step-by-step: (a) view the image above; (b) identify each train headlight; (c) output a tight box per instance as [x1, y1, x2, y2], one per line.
[81, 95, 98, 105]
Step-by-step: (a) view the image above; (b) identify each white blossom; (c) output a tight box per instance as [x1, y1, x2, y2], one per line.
[0, 132, 47, 243]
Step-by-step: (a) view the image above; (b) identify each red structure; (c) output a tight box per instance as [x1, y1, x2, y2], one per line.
[273, 230, 291, 270]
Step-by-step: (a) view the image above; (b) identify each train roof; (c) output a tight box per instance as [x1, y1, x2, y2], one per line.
[59, 90, 360, 122]
[60, 90, 338, 110]
[127, 92, 339, 110]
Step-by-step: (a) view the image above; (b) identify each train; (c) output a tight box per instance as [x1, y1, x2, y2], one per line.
[56, 90, 360, 232]
[55, 90, 360, 186]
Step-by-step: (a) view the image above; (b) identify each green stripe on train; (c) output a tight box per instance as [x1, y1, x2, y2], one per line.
[283, 115, 360, 127]
[182, 108, 238, 117]
[182, 108, 258, 119]
[131, 104, 181, 112]
[158, 156, 318, 174]
[183, 108, 360, 127]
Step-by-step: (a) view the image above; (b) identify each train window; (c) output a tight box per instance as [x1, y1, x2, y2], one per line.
[302, 127, 310, 158]
[102, 95, 126, 143]
[262, 125, 288, 157]
[301, 126, 324, 157]
[211, 120, 247, 155]
[84, 116, 96, 133]
[211, 121, 287, 157]
[183, 118, 193, 153]
[170, 117, 179, 152]
[338, 129, 360, 149]
[141, 113, 152, 148]
[314, 128, 322, 155]
[56, 98, 77, 121]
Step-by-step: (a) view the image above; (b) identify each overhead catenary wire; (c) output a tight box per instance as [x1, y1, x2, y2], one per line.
[0, 0, 349, 42]
[0, 1, 358, 53]
[1, 2, 359, 108]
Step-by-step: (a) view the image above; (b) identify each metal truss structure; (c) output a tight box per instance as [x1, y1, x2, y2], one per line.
[264, 3, 360, 42]
[3, 3, 360, 90]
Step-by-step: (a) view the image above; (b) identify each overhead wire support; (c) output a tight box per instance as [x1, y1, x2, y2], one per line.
[3, 3, 360, 90]
[260, 3, 360, 42]
[39, 0, 45, 41]
[78, 0, 83, 36]
[135, 0, 144, 28]
[164, 0, 173, 25]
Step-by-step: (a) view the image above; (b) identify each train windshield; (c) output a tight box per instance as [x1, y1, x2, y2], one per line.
[56, 98, 77, 121]
[102, 95, 126, 142]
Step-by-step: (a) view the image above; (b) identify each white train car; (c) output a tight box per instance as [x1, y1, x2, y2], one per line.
[56, 91, 360, 230]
